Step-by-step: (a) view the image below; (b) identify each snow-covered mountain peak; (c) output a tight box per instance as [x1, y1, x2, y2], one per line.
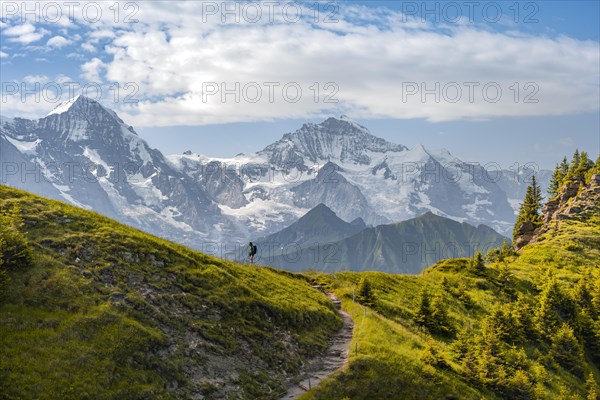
[46, 95, 84, 116]
[259, 116, 407, 167]
[45, 95, 126, 127]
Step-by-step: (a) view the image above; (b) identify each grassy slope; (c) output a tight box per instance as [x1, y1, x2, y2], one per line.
[300, 205, 599, 399]
[0, 185, 342, 400]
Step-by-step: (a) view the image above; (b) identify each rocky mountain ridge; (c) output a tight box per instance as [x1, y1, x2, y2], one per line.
[1, 96, 549, 251]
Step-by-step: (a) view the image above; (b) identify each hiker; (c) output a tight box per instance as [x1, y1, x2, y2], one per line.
[248, 242, 257, 264]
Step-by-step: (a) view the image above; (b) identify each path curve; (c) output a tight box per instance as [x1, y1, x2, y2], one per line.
[279, 288, 354, 399]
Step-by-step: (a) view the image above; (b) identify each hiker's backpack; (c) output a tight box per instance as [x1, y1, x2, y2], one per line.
[252, 245, 257, 256]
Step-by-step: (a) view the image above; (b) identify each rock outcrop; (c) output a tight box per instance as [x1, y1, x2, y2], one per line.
[515, 174, 600, 250]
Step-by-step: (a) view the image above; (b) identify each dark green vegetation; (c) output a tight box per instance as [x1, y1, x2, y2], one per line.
[268, 211, 506, 274]
[299, 154, 600, 399]
[513, 174, 544, 242]
[0, 185, 342, 400]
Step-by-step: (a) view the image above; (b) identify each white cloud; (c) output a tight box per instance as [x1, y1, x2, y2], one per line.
[3, 23, 48, 44]
[81, 57, 105, 81]
[81, 43, 96, 52]
[103, 16, 599, 127]
[87, 29, 116, 44]
[55, 74, 73, 84]
[1, 2, 599, 126]
[46, 35, 72, 48]
[0, 51, 8, 58]
[23, 75, 49, 84]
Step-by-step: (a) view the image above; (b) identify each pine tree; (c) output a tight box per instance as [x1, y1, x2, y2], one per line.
[551, 323, 585, 378]
[586, 372, 598, 400]
[514, 294, 537, 341]
[513, 175, 543, 242]
[461, 350, 478, 382]
[531, 175, 543, 210]
[574, 151, 593, 181]
[357, 276, 374, 304]
[568, 149, 581, 177]
[535, 278, 567, 335]
[548, 162, 565, 198]
[451, 328, 473, 360]
[487, 303, 511, 341]
[431, 294, 454, 336]
[415, 289, 433, 327]
[559, 156, 570, 176]
[505, 369, 534, 400]
[470, 250, 485, 272]
[575, 309, 600, 364]
[573, 277, 593, 310]
[421, 339, 448, 368]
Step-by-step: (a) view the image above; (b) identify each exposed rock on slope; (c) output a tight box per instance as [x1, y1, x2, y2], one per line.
[515, 174, 600, 249]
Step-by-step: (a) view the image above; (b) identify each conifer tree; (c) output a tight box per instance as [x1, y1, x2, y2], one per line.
[572, 277, 593, 310]
[551, 323, 585, 378]
[514, 294, 537, 341]
[548, 162, 564, 198]
[415, 289, 433, 327]
[470, 250, 485, 272]
[505, 369, 534, 399]
[431, 294, 453, 336]
[357, 276, 374, 304]
[451, 328, 473, 360]
[513, 175, 543, 242]
[574, 151, 593, 181]
[531, 175, 543, 210]
[559, 156, 570, 176]
[586, 372, 598, 400]
[535, 278, 567, 335]
[421, 339, 448, 368]
[568, 149, 581, 177]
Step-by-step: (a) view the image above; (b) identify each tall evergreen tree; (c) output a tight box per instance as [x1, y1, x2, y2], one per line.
[415, 289, 433, 327]
[513, 175, 543, 242]
[470, 250, 485, 272]
[559, 156, 570, 176]
[573, 151, 593, 181]
[535, 278, 576, 336]
[548, 163, 564, 198]
[551, 323, 585, 378]
[586, 372, 598, 400]
[568, 149, 581, 177]
[531, 175, 543, 208]
[431, 294, 453, 336]
[357, 276, 374, 304]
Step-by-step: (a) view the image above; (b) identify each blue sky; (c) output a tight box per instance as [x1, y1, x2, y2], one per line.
[1, 1, 598, 169]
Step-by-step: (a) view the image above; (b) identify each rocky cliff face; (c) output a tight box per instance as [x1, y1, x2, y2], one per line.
[514, 174, 600, 249]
